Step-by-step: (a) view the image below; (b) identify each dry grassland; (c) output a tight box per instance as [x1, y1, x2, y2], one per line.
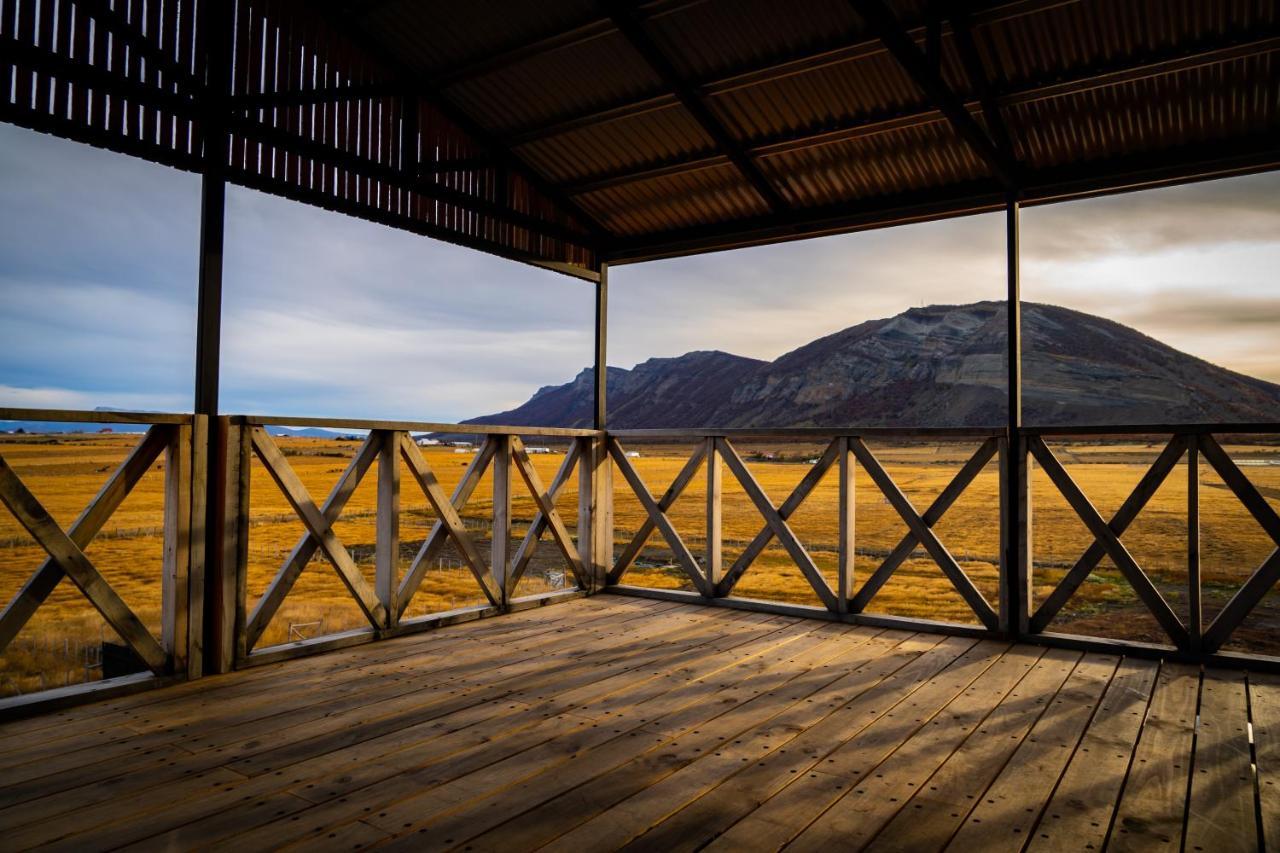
[1, 433, 1277, 696]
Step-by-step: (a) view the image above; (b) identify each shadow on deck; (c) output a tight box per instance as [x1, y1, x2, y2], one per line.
[0, 595, 1271, 851]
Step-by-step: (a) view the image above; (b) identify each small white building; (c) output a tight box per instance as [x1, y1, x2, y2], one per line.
[454, 447, 478, 454]
[526, 446, 553, 454]
[624, 450, 641, 458]
[415, 437, 440, 447]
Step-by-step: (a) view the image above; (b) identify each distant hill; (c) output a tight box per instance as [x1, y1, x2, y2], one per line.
[0, 407, 346, 438]
[467, 302, 1280, 429]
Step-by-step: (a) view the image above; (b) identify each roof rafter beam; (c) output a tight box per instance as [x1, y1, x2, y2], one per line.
[948, 4, 1016, 160]
[599, 0, 788, 213]
[557, 30, 1280, 195]
[426, 0, 709, 89]
[850, 0, 1020, 190]
[305, 0, 611, 241]
[504, 0, 1077, 147]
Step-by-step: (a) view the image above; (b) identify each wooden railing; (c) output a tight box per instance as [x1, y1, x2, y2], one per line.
[0, 409, 204, 696]
[1022, 425, 1280, 658]
[605, 428, 1005, 633]
[3, 411, 1279, 715]
[220, 416, 603, 667]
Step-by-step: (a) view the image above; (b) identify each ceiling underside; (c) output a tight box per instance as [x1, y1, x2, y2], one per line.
[2, 0, 1278, 276]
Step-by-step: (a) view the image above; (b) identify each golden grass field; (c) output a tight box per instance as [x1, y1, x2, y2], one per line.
[1, 432, 1278, 697]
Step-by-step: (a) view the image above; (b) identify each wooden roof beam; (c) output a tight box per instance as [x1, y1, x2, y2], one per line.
[557, 30, 1280, 195]
[850, 0, 1019, 191]
[425, 0, 709, 90]
[599, 0, 788, 213]
[948, 5, 1016, 163]
[504, 0, 1077, 147]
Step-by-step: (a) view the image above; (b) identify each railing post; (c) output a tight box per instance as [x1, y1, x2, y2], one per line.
[212, 418, 249, 672]
[163, 422, 193, 675]
[492, 434, 512, 607]
[579, 435, 613, 593]
[376, 430, 401, 629]
[837, 436, 855, 615]
[705, 436, 722, 593]
[1188, 433, 1202, 653]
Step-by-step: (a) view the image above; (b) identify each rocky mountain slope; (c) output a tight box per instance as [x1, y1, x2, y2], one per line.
[467, 302, 1280, 428]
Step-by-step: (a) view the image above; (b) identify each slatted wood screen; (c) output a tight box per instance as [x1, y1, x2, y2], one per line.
[1, 0, 597, 272]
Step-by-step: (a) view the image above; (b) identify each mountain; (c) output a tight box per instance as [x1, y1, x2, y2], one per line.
[466, 302, 1280, 429]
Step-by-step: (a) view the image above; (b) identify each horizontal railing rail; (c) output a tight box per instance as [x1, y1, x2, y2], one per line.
[0, 407, 193, 425]
[233, 414, 601, 438]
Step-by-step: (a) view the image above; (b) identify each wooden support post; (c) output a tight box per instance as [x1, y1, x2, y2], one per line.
[376, 430, 401, 628]
[163, 423, 193, 673]
[1188, 435, 1202, 652]
[837, 436, 855, 614]
[194, 0, 231, 675]
[705, 436, 722, 592]
[590, 262, 612, 593]
[492, 434, 512, 606]
[1002, 196, 1030, 638]
[594, 263, 608, 432]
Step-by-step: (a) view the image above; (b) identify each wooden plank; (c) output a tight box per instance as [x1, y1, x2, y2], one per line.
[243, 430, 381, 647]
[1251, 673, 1280, 849]
[249, 427, 386, 628]
[1030, 435, 1189, 633]
[399, 434, 499, 606]
[717, 437, 839, 611]
[609, 439, 710, 595]
[161, 423, 193, 671]
[491, 435, 512, 601]
[861, 648, 1083, 852]
[509, 438, 588, 591]
[356, 626, 910, 849]
[0, 455, 167, 673]
[608, 441, 705, 584]
[408, 627, 913, 852]
[850, 437, 999, 628]
[851, 437, 997, 613]
[376, 429, 401, 626]
[396, 437, 496, 618]
[508, 440, 581, 592]
[186, 414, 208, 678]
[1185, 669, 1257, 852]
[699, 638, 1000, 852]
[947, 650, 1126, 845]
[1108, 663, 1201, 850]
[705, 436, 722, 588]
[235, 413, 600, 438]
[1029, 437, 1189, 648]
[1019, 657, 1159, 852]
[838, 436, 854, 613]
[23, 610, 796, 848]
[715, 438, 839, 598]
[0, 424, 170, 651]
[786, 645, 1047, 852]
[0, 603, 721, 840]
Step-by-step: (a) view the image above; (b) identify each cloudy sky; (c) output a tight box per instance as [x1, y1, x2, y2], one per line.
[1, 122, 1278, 422]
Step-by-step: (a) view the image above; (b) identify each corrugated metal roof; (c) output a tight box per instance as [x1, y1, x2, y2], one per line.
[3, 0, 1276, 274]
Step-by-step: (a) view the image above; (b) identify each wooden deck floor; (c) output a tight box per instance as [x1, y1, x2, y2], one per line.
[0, 596, 1275, 852]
